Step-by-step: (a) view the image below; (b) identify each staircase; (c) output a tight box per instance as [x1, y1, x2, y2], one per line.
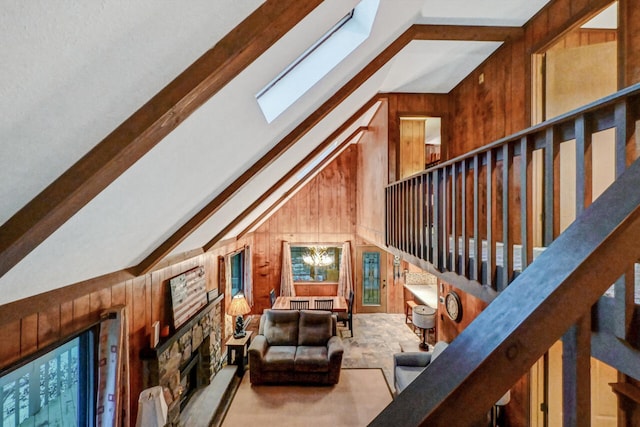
[374, 83, 640, 426]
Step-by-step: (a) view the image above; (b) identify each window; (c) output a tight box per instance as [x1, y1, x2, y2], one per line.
[256, 0, 379, 123]
[291, 245, 342, 282]
[1, 328, 96, 427]
[230, 250, 244, 297]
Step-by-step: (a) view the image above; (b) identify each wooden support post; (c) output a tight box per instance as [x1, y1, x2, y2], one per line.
[614, 268, 635, 340]
[562, 315, 591, 427]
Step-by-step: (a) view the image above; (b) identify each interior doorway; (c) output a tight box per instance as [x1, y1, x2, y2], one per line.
[355, 245, 387, 313]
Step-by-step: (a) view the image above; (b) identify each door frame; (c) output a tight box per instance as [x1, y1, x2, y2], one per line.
[355, 245, 387, 313]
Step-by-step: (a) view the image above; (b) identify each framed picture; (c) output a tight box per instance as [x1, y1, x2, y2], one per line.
[169, 266, 207, 329]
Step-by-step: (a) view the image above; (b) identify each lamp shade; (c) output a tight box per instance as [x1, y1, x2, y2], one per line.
[228, 294, 251, 317]
[412, 305, 436, 329]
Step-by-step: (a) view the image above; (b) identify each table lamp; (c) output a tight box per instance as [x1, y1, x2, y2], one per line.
[228, 293, 251, 338]
[412, 305, 436, 349]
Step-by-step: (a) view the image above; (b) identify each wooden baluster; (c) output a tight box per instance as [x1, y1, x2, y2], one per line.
[426, 171, 433, 264]
[411, 177, 417, 256]
[501, 143, 512, 291]
[473, 154, 481, 282]
[486, 149, 496, 288]
[433, 168, 441, 270]
[451, 164, 458, 274]
[544, 127, 560, 246]
[615, 101, 629, 177]
[418, 175, 423, 258]
[460, 160, 468, 278]
[520, 136, 533, 270]
[443, 166, 450, 271]
[404, 180, 409, 254]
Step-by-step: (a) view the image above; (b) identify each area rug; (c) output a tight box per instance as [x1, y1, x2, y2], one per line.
[222, 369, 393, 426]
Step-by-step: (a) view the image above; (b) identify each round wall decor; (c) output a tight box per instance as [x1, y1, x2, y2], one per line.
[444, 290, 462, 322]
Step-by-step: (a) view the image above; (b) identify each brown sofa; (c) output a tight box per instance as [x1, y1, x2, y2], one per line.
[248, 309, 344, 385]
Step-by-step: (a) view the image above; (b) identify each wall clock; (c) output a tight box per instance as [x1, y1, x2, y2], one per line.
[445, 291, 462, 322]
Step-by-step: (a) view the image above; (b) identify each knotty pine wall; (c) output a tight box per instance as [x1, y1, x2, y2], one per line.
[0, 237, 249, 424]
[447, 0, 636, 160]
[251, 145, 359, 315]
[356, 99, 388, 247]
[387, 93, 451, 182]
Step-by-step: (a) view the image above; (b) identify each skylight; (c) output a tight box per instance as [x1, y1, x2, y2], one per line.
[256, 0, 379, 123]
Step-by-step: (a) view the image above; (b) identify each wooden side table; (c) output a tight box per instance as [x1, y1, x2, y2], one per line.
[225, 331, 253, 375]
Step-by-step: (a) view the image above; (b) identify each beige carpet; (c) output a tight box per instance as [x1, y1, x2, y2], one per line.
[222, 369, 393, 426]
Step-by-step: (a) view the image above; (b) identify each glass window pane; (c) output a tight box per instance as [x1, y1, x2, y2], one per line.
[1, 333, 92, 427]
[291, 245, 342, 282]
[362, 252, 381, 305]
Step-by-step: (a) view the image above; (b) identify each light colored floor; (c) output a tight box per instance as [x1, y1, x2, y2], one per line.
[183, 313, 424, 426]
[337, 313, 423, 393]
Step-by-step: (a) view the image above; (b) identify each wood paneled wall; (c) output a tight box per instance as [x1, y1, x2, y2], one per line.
[0, 238, 248, 425]
[437, 281, 488, 342]
[449, 36, 527, 159]
[621, 0, 640, 87]
[548, 28, 617, 51]
[252, 145, 358, 315]
[357, 100, 389, 247]
[387, 94, 451, 179]
[448, 0, 623, 159]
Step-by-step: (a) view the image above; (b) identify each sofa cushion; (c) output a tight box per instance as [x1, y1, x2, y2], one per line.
[262, 345, 297, 372]
[395, 366, 425, 393]
[295, 346, 329, 372]
[263, 310, 300, 346]
[298, 310, 332, 346]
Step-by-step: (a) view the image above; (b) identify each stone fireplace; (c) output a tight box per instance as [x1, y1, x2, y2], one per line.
[141, 294, 224, 426]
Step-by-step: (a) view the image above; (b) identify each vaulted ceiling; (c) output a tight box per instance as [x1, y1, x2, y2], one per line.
[0, 0, 554, 305]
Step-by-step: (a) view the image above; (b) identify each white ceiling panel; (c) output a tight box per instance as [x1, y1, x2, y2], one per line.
[380, 40, 502, 93]
[0, 0, 561, 304]
[418, 0, 552, 26]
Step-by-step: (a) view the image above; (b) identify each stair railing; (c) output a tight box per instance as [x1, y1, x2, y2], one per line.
[386, 82, 640, 298]
[375, 113, 640, 426]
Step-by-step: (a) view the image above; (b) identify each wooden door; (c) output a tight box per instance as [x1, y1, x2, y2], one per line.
[355, 245, 387, 313]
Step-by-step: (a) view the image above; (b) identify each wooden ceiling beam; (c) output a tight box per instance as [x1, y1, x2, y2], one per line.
[412, 24, 523, 42]
[134, 24, 521, 273]
[3, 20, 526, 279]
[0, 0, 324, 279]
[132, 27, 419, 274]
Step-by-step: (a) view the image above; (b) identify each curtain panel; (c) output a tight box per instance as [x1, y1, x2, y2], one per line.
[280, 241, 296, 296]
[337, 241, 353, 297]
[96, 306, 130, 427]
[244, 246, 253, 307]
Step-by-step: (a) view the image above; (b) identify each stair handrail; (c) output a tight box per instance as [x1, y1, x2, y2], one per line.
[373, 151, 640, 426]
